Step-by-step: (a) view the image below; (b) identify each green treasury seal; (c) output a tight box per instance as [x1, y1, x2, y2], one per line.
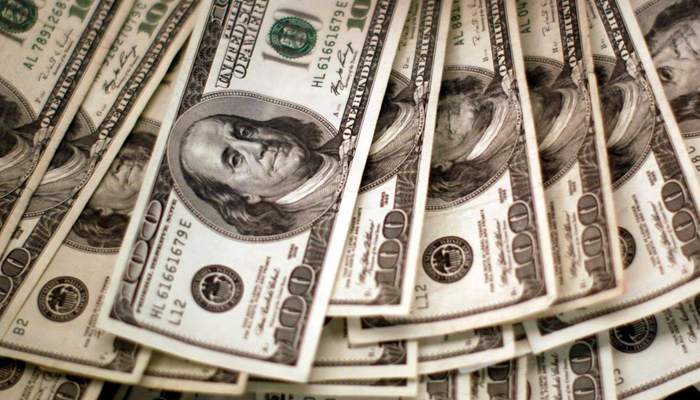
[0, 0, 37, 34]
[268, 16, 317, 59]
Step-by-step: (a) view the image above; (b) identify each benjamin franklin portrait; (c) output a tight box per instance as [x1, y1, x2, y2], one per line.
[526, 65, 588, 183]
[594, 57, 655, 184]
[24, 117, 96, 215]
[0, 92, 35, 197]
[361, 77, 420, 187]
[69, 130, 156, 249]
[639, 0, 700, 130]
[175, 110, 342, 237]
[428, 73, 519, 204]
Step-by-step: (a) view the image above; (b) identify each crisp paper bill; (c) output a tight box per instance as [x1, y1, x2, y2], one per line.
[0, 0, 135, 253]
[467, 359, 526, 400]
[348, 0, 556, 344]
[0, 34, 198, 383]
[248, 377, 418, 397]
[517, 0, 623, 313]
[327, 0, 451, 317]
[250, 373, 468, 400]
[98, 0, 410, 382]
[418, 326, 514, 375]
[604, 296, 700, 400]
[310, 318, 417, 381]
[0, 356, 103, 400]
[630, 0, 700, 185]
[98, 383, 184, 400]
[0, 0, 199, 337]
[253, 372, 468, 399]
[527, 335, 616, 400]
[140, 352, 247, 395]
[512, 323, 531, 359]
[525, 0, 700, 352]
[250, 371, 467, 400]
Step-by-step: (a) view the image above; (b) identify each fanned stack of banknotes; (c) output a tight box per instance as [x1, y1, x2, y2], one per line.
[6, 0, 700, 399]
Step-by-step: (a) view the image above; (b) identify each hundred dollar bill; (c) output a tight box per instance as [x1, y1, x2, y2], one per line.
[97, 0, 410, 382]
[99, 383, 184, 400]
[0, 0, 136, 253]
[603, 296, 700, 400]
[348, 0, 556, 343]
[524, 0, 700, 352]
[0, 59, 182, 380]
[512, 324, 531, 358]
[630, 0, 700, 185]
[140, 352, 247, 395]
[327, 0, 451, 317]
[418, 326, 514, 375]
[249, 372, 464, 400]
[415, 370, 468, 400]
[0, 356, 103, 400]
[517, 0, 624, 313]
[0, 0, 200, 382]
[310, 318, 417, 381]
[527, 335, 616, 400]
[248, 377, 418, 397]
[468, 359, 526, 400]
[253, 371, 466, 399]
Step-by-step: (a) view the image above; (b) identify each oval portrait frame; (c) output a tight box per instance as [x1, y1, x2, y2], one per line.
[427, 67, 520, 210]
[523, 56, 590, 187]
[360, 71, 417, 191]
[0, 76, 36, 200]
[167, 91, 338, 241]
[65, 118, 160, 253]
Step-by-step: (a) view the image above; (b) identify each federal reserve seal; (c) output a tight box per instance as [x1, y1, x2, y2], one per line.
[618, 227, 635, 269]
[0, 357, 24, 390]
[0, 0, 37, 34]
[268, 17, 317, 59]
[37, 277, 89, 323]
[422, 236, 473, 283]
[192, 265, 243, 313]
[609, 316, 658, 353]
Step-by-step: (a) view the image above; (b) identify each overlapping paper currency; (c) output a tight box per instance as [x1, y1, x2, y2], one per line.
[3, 0, 700, 398]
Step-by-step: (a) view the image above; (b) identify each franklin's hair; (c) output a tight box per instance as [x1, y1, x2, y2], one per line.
[526, 66, 575, 181]
[646, 0, 700, 122]
[71, 132, 156, 248]
[0, 93, 24, 158]
[429, 76, 503, 202]
[180, 114, 325, 236]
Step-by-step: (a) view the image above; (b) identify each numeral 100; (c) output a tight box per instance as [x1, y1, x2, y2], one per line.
[347, 0, 371, 30]
[69, 0, 96, 22]
[139, 0, 176, 36]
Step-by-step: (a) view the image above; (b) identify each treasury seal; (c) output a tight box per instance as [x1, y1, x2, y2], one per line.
[0, 357, 24, 390]
[609, 316, 658, 353]
[0, 0, 37, 34]
[422, 236, 473, 283]
[618, 227, 635, 269]
[192, 265, 244, 313]
[268, 17, 317, 59]
[37, 276, 89, 323]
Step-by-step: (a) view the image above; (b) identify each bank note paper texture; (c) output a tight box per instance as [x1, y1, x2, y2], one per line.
[98, 0, 411, 382]
[0, 0, 136, 253]
[525, 0, 700, 353]
[0, 22, 200, 383]
[605, 296, 700, 400]
[328, 0, 452, 317]
[348, 0, 557, 344]
[527, 335, 616, 400]
[517, 0, 623, 314]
